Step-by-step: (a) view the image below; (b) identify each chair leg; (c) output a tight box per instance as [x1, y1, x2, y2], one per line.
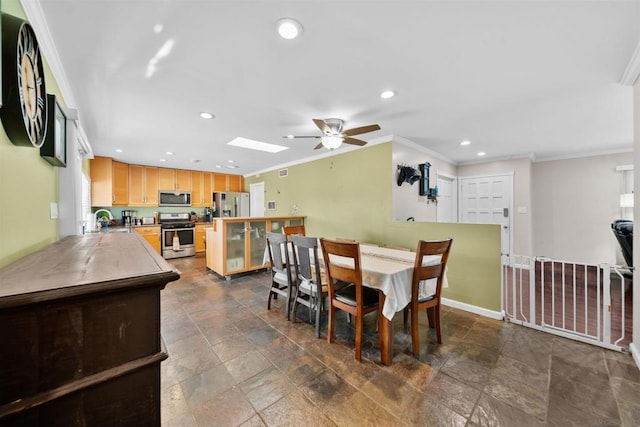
[308, 295, 314, 324]
[434, 305, 442, 344]
[426, 306, 436, 328]
[315, 296, 322, 338]
[267, 287, 274, 310]
[327, 304, 336, 344]
[411, 303, 420, 356]
[285, 285, 292, 321]
[355, 313, 363, 361]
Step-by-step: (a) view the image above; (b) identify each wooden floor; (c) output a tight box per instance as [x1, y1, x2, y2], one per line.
[503, 260, 633, 348]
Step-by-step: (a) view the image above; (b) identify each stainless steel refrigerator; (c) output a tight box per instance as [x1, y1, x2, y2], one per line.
[212, 192, 250, 217]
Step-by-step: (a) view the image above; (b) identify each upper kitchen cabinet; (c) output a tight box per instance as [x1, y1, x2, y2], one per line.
[158, 168, 191, 192]
[213, 173, 244, 192]
[129, 165, 159, 206]
[91, 156, 129, 206]
[191, 171, 213, 207]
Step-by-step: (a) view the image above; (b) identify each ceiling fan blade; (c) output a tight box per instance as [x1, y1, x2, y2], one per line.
[343, 137, 367, 146]
[313, 142, 324, 150]
[282, 135, 321, 139]
[312, 119, 331, 134]
[342, 124, 381, 136]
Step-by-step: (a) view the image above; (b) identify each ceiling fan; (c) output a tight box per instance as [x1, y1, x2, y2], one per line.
[284, 118, 381, 150]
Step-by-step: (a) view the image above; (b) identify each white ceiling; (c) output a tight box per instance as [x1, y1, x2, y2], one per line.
[34, 0, 640, 175]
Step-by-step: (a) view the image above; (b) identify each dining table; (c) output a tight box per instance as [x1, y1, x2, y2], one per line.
[265, 240, 447, 365]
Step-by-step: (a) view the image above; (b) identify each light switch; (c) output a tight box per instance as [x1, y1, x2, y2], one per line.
[517, 206, 527, 214]
[50, 202, 59, 219]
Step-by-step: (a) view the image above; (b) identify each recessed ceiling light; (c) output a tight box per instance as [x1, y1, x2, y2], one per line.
[165, 151, 174, 155]
[460, 140, 471, 146]
[153, 24, 163, 34]
[192, 159, 201, 163]
[225, 165, 239, 169]
[286, 135, 294, 139]
[159, 158, 167, 162]
[477, 152, 486, 157]
[277, 18, 303, 40]
[380, 90, 395, 99]
[215, 165, 222, 168]
[199, 112, 215, 119]
[115, 148, 123, 153]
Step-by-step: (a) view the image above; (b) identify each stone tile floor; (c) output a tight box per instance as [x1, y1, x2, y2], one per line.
[161, 256, 640, 426]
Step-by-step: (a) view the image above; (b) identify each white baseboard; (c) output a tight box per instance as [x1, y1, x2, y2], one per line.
[441, 298, 504, 320]
[630, 342, 640, 370]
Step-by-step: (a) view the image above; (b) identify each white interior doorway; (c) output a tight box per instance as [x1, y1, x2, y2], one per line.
[249, 182, 265, 217]
[459, 173, 513, 257]
[436, 173, 457, 222]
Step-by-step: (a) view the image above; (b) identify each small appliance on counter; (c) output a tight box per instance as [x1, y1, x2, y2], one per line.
[122, 210, 137, 226]
[203, 207, 212, 222]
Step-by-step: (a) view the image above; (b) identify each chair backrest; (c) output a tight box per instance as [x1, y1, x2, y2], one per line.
[283, 225, 306, 240]
[320, 238, 363, 296]
[291, 235, 321, 284]
[412, 239, 453, 300]
[335, 237, 356, 242]
[266, 232, 289, 274]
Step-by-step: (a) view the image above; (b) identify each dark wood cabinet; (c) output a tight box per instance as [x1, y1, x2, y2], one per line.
[0, 233, 179, 426]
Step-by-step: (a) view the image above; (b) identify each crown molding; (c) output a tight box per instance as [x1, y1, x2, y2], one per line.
[620, 39, 640, 86]
[20, 0, 94, 157]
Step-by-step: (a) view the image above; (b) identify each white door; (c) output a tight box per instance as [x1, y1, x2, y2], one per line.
[249, 182, 264, 217]
[459, 174, 513, 256]
[436, 174, 457, 223]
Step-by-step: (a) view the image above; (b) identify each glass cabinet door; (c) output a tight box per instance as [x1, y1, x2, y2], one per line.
[225, 221, 246, 271]
[288, 218, 303, 227]
[270, 220, 284, 234]
[248, 220, 267, 268]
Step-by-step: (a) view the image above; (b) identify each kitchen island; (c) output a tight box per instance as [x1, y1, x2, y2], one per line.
[0, 232, 179, 425]
[206, 216, 305, 279]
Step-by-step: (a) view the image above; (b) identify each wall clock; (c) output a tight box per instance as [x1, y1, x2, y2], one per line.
[0, 13, 47, 148]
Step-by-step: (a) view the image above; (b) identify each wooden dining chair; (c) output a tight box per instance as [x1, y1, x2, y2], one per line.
[266, 232, 295, 320]
[283, 225, 306, 239]
[290, 235, 327, 337]
[403, 238, 452, 355]
[320, 238, 381, 361]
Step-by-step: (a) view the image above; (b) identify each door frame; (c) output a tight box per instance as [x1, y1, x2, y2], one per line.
[436, 172, 458, 223]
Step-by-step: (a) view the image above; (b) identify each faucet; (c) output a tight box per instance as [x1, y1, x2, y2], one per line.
[94, 209, 114, 230]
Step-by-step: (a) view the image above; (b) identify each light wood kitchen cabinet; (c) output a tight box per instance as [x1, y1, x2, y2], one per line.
[191, 171, 213, 207]
[90, 156, 129, 206]
[213, 173, 244, 192]
[158, 168, 191, 191]
[206, 216, 304, 278]
[195, 223, 208, 253]
[129, 165, 159, 206]
[134, 225, 161, 254]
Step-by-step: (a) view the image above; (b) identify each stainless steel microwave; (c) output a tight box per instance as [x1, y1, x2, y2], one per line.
[159, 191, 191, 207]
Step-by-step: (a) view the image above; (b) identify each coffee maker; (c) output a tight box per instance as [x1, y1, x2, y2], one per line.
[122, 210, 136, 226]
[203, 207, 212, 222]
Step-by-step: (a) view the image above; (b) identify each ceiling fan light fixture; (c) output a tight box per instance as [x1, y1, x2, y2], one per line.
[321, 135, 343, 150]
[277, 18, 303, 40]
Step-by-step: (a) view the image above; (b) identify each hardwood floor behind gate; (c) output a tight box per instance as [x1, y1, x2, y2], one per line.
[503, 260, 633, 348]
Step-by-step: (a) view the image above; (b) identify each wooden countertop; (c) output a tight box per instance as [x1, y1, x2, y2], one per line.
[0, 233, 180, 309]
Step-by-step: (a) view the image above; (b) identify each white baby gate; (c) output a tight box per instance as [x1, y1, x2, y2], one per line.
[502, 255, 631, 351]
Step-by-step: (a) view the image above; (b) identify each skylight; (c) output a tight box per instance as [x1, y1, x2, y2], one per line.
[227, 137, 289, 153]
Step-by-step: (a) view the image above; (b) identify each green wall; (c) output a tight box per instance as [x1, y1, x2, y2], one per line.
[0, 1, 64, 268]
[245, 142, 502, 312]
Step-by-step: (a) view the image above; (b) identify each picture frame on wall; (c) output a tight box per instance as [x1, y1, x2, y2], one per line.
[267, 201, 276, 210]
[40, 94, 67, 167]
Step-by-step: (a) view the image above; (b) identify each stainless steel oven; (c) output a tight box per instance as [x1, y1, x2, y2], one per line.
[158, 213, 196, 259]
